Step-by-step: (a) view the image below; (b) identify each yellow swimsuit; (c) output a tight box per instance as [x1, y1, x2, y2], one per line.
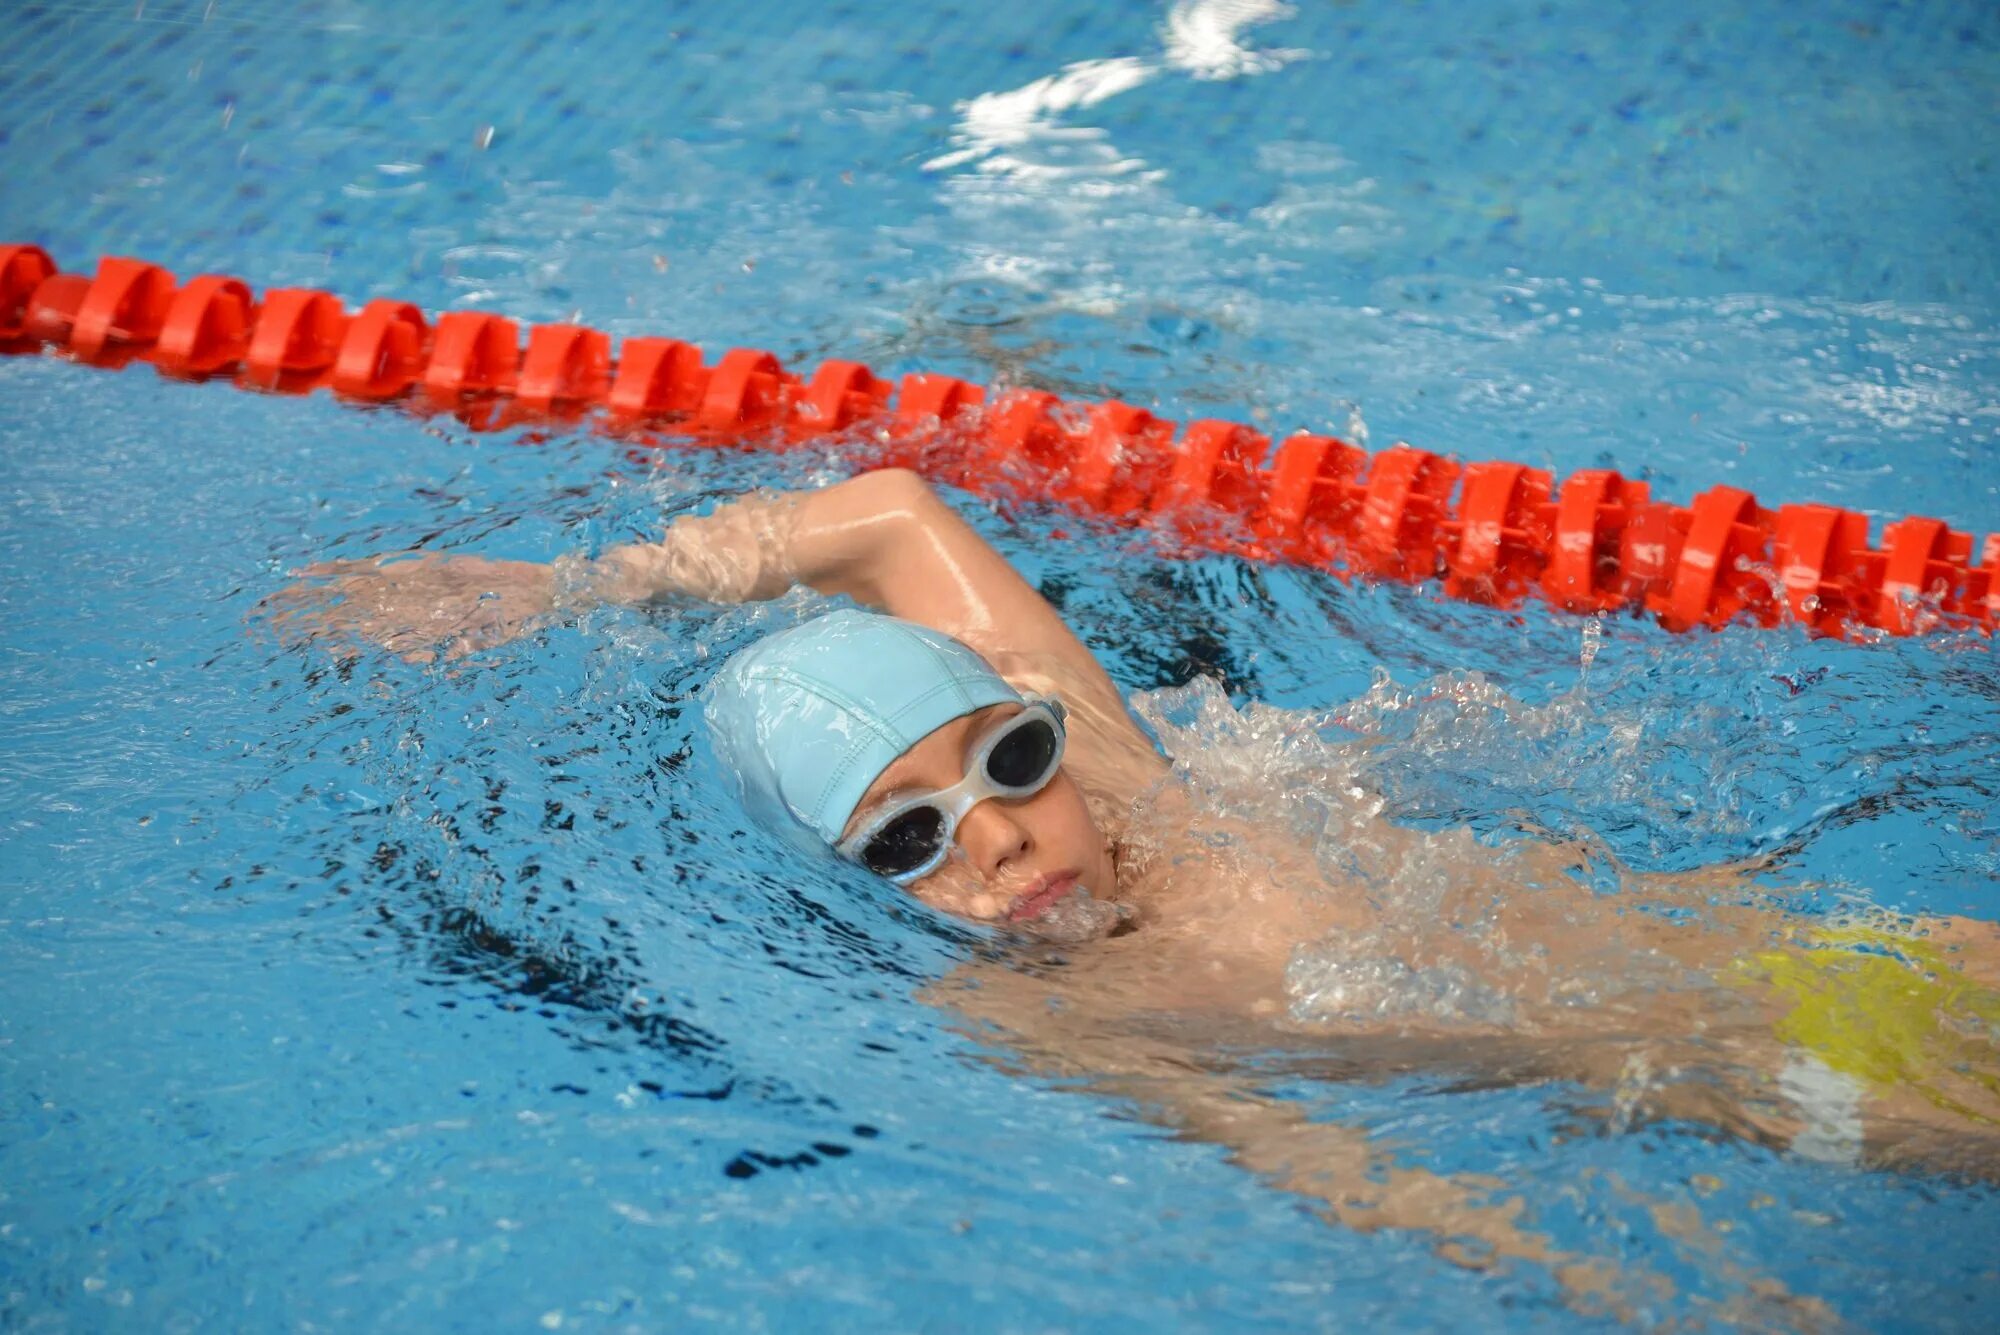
[1734, 923, 2000, 1126]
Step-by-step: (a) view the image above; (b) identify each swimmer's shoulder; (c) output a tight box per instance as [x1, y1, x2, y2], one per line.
[987, 646, 1169, 794]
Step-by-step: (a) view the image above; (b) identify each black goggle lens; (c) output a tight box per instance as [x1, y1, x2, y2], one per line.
[861, 805, 946, 877]
[985, 716, 1058, 789]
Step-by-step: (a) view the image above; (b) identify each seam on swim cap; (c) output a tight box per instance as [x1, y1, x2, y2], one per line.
[734, 665, 898, 836]
[733, 663, 995, 836]
[719, 616, 1021, 842]
[814, 672, 1011, 834]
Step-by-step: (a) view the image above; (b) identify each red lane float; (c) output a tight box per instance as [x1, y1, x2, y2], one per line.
[2, 246, 1991, 640]
[156, 274, 254, 377]
[1442, 460, 1553, 606]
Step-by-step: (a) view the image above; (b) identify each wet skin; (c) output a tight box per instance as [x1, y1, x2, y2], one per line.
[838, 703, 1121, 932]
[275, 467, 2000, 1318]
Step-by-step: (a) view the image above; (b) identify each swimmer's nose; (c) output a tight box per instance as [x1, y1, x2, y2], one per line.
[954, 798, 1030, 881]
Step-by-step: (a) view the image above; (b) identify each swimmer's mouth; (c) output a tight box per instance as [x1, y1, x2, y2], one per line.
[1006, 870, 1081, 923]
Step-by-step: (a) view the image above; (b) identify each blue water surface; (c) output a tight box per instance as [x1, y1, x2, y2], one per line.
[3, 1, 1998, 1330]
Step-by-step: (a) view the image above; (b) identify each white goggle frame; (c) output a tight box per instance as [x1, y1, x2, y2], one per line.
[834, 697, 1068, 884]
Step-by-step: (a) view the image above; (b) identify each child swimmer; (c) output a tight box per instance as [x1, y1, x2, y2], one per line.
[290, 469, 1173, 942]
[283, 468, 2000, 1304]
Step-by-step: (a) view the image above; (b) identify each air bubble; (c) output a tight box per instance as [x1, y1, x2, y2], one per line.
[1022, 887, 1131, 944]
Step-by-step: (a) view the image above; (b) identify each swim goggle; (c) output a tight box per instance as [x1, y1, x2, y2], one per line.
[835, 698, 1068, 884]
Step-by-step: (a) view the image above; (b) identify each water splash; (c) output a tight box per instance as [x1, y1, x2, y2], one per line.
[1123, 675, 1554, 1026]
[1026, 886, 1135, 945]
[1115, 631, 1879, 1029]
[1284, 951, 1518, 1028]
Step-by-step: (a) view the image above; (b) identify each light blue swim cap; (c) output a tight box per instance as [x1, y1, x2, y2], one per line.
[705, 609, 1024, 850]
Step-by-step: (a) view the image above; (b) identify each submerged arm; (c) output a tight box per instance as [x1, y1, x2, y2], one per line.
[934, 961, 1629, 1310]
[933, 958, 1827, 1327]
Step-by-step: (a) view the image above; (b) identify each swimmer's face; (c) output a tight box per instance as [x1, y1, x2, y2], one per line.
[840, 703, 1122, 939]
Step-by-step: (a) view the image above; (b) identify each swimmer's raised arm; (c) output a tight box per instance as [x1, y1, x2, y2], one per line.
[584, 469, 1161, 773]
[587, 470, 1099, 677]
[271, 470, 1160, 771]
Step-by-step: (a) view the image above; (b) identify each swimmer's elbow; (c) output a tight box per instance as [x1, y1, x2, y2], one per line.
[834, 468, 952, 556]
[785, 469, 944, 607]
[849, 467, 938, 516]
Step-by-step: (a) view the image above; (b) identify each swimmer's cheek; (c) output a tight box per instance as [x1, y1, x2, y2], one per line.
[902, 867, 1009, 925]
[920, 885, 1007, 924]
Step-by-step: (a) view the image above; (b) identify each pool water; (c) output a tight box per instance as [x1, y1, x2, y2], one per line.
[3, 1, 1997, 1329]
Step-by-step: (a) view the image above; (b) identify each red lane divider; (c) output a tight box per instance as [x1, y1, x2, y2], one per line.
[2, 244, 1992, 640]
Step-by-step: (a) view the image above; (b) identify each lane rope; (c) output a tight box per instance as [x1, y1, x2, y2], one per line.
[3, 244, 1992, 638]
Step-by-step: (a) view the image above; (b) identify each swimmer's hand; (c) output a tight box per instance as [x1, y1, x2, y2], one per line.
[262, 489, 803, 663]
[262, 552, 558, 663]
